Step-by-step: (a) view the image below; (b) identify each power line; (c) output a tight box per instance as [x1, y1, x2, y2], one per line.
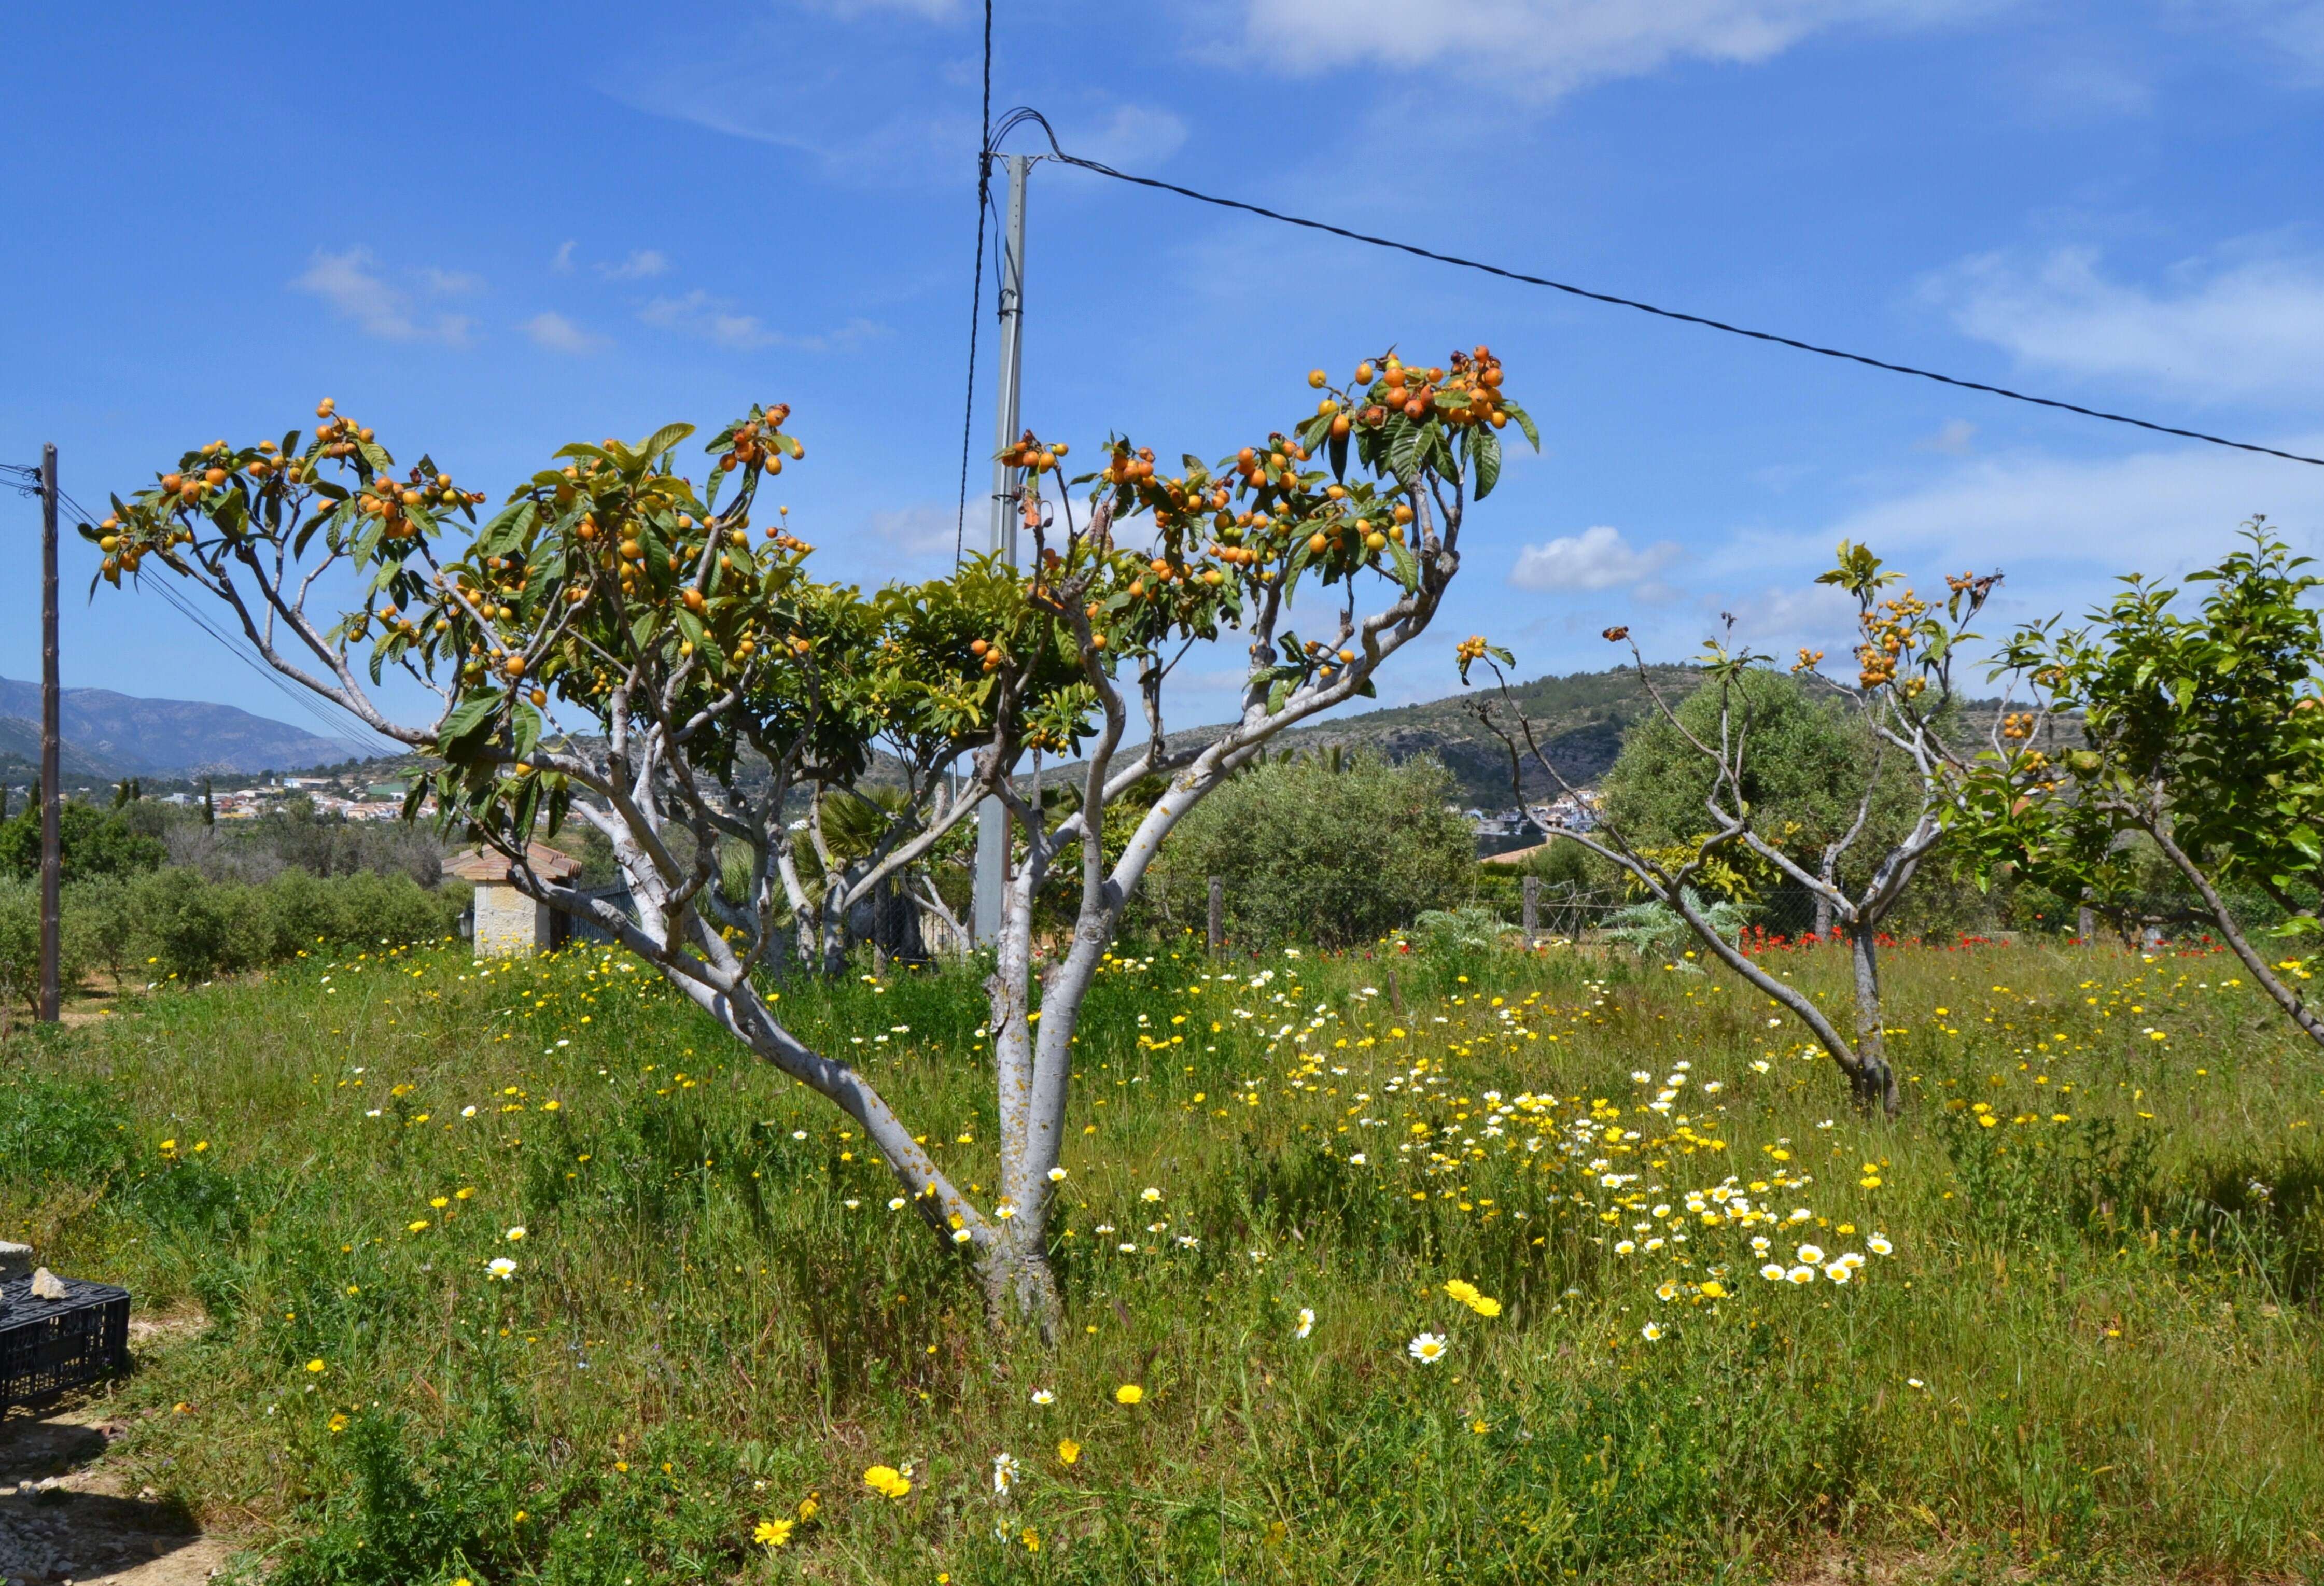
[954, 0, 997, 566]
[986, 108, 2324, 470]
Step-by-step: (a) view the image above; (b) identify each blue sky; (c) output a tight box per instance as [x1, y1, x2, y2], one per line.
[5, 0, 2323, 748]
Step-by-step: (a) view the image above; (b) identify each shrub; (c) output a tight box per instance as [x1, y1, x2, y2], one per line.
[0, 798, 164, 883]
[0, 878, 91, 1020]
[257, 868, 464, 960]
[128, 866, 270, 984]
[1602, 889, 1749, 971]
[1146, 751, 1473, 948]
[1409, 905, 1509, 955]
[73, 868, 467, 988]
[161, 795, 447, 888]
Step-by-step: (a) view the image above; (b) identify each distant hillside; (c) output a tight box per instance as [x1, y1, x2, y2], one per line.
[0, 715, 119, 792]
[1040, 667, 1690, 807]
[1254, 665, 1690, 804]
[0, 676, 376, 778]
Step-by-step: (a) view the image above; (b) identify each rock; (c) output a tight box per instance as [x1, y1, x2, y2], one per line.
[0, 1243, 30, 1281]
[28, 1269, 67, 1302]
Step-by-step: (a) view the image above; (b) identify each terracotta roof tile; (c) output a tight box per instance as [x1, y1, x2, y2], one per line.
[443, 841, 583, 883]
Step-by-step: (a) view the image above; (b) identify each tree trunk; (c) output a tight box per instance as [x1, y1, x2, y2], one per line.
[1845, 923, 1899, 1115]
[1812, 892, 1832, 943]
[976, 1232, 1062, 1338]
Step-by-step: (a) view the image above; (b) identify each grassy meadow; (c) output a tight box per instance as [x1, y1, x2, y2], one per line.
[2, 931, 2321, 1583]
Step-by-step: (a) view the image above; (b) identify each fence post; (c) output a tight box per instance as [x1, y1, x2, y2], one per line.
[1207, 875, 1224, 957]
[1522, 874, 1539, 947]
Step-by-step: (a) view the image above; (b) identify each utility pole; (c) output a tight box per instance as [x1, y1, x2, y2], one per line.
[38, 444, 62, 1024]
[973, 153, 1030, 949]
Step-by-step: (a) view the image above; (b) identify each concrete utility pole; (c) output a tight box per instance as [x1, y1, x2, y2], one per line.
[38, 444, 62, 1023]
[973, 153, 1030, 948]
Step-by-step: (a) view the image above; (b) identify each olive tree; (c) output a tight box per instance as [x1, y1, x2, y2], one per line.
[87, 343, 1533, 1323]
[1143, 749, 1473, 948]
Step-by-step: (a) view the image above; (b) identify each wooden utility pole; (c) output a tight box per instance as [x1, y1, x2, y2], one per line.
[1522, 873, 1540, 948]
[38, 444, 62, 1024]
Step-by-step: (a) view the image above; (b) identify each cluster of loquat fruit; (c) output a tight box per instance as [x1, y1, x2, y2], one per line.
[1854, 590, 1930, 690]
[88, 397, 487, 586]
[949, 349, 1525, 685]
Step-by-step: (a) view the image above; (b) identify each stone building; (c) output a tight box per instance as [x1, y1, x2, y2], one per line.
[444, 842, 584, 957]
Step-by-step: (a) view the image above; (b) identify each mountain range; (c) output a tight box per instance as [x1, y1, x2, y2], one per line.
[0, 675, 376, 782]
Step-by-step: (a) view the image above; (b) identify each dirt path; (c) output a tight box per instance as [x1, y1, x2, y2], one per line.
[0, 1317, 234, 1585]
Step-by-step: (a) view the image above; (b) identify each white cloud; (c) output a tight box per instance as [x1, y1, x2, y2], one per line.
[641, 289, 774, 350]
[604, 57, 978, 186]
[551, 240, 577, 274]
[1233, 0, 2008, 99]
[866, 506, 965, 558]
[1748, 440, 2324, 619]
[1060, 104, 1189, 169]
[521, 312, 608, 355]
[1510, 525, 1680, 591]
[804, 0, 958, 16]
[291, 248, 474, 346]
[1924, 244, 2324, 403]
[598, 249, 669, 282]
[1718, 582, 1860, 652]
[641, 290, 889, 353]
[1914, 418, 1977, 454]
[419, 266, 484, 296]
[2185, 0, 2324, 77]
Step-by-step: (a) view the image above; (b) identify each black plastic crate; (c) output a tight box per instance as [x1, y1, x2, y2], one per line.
[0, 1276, 130, 1414]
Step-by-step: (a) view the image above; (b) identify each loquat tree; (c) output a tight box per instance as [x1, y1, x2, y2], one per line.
[1960, 524, 2324, 1050]
[1457, 544, 2000, 1115]
[85, 345, 1534, 1324]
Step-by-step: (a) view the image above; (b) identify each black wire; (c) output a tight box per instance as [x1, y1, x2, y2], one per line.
[954, 0, 996, 567]
[984, 107, 2324, 470]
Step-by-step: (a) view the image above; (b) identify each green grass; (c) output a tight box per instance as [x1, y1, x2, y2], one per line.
[3, 934, 2322, 1583]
